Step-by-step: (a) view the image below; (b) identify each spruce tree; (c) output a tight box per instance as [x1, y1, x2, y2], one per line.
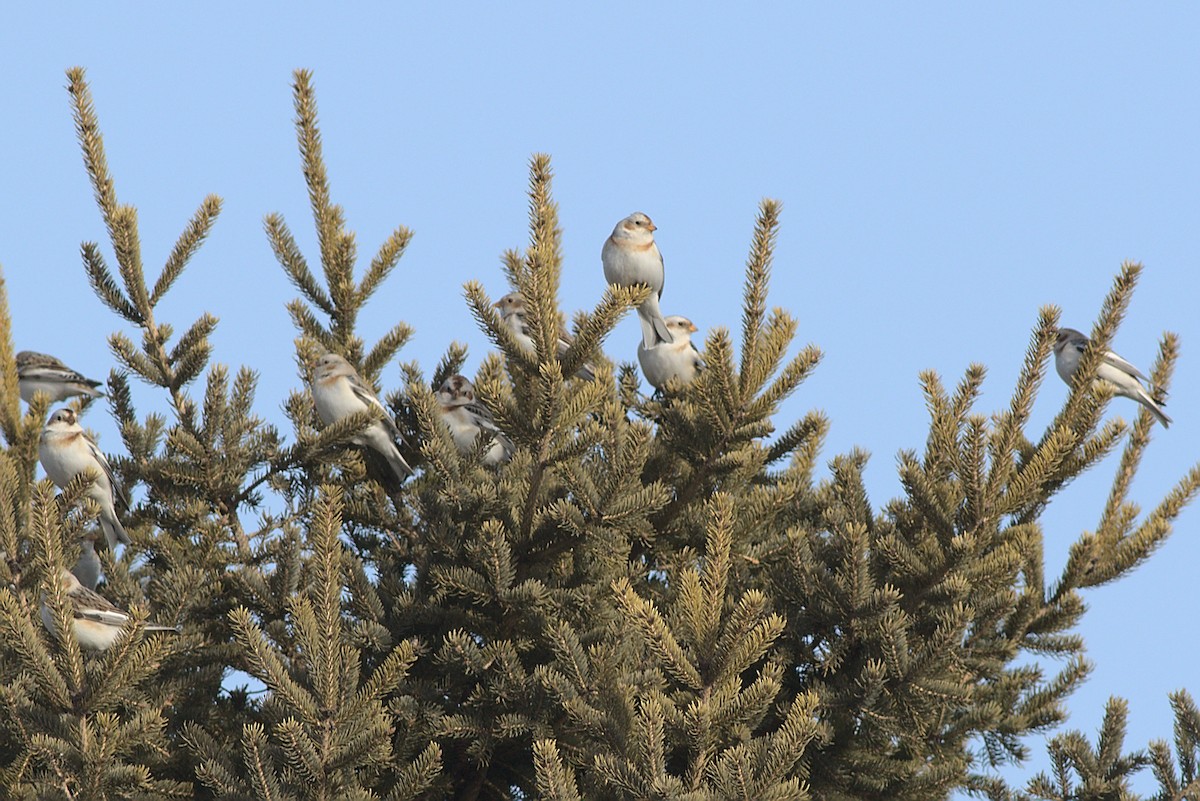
[0, 67, 1197, 801]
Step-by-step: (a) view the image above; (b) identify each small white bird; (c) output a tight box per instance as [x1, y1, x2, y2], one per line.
[1054, 327, 1172, 428]
[435, 374, 514, 466]
[39, 408, 131, 549]
[17, 351, 105, 403]
[493, 292, 597, 380]
[41, 568, 178, 651]
[72, 532, 103, 591]
[602, 212, 674, 349]
[310, 353, 414, 485]
[638, 315, 705, 390]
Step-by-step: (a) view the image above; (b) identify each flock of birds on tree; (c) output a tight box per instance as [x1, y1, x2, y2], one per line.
[13, 213, 1173, 652]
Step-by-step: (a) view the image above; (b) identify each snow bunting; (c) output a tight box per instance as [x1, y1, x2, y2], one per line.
[435, 374, 513, 466]
[39, 408, 130, 549]
[1054, 327, 1171, 427]
[41, 568, 178, 651]
[638, 315, 704, 390]
[310, 353, 414, 484]
[17, 350, 104, 403]
[493, 292, 597, 380]
[602, 212, 673, 349]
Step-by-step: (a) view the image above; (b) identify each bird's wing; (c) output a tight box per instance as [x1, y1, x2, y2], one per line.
[18, 351, 69, 371]
[497, 432, 516, 460]
[657, 247, 665, 299]
[348, 373, 405, 440]
[463, 401, 501, 433]
[70, 585, 129, 626]
[690, 341, 705, 370]
[22, 364, 100, 385]
[21, 364, 67, 378]
[86, 435, 129, 512]
[1103, 350, 1153, 385]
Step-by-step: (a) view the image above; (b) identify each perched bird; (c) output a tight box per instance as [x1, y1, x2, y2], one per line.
[602, 212, 674, 349]
[72, 532, 103, 591]
[40, 568, 178, 651]
[435, 374, 514, 466]
[309, 353, 414, 485]
[638, 315, 705, 390]
[17, 351, 104, 403]
[1054, 327, 1172, 428]
[39, 408, 131, 549]
[493, 292, 597, 380]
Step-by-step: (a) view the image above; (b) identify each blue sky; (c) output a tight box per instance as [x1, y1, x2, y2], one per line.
[3, 4, 1197, 794]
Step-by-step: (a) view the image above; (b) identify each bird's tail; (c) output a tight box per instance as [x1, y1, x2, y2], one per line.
[361, 439, 414, 496]
[1136, 389, 1173, 428]
[638, 301, 675, 350]
[100, 512, 131, 549]
[385, 446, 415, 480]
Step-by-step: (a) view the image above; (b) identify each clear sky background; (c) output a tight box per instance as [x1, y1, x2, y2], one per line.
[2, 4, 1197, 795]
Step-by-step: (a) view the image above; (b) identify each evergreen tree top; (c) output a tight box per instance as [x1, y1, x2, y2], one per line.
[0, 66, 1195, 801]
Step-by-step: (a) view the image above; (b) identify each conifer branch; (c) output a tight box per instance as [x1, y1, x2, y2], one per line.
[1025, 697, 1149, 799]
[363, 324, 414, 382]
[108, 331, 163, 386]
[525, 154, 562, 303]
[500, 248, 525, 288]
[107, 205, 152, 317]
[66, 68, 119, 238]
[267, 214, 335, 315]
[739, 199, 781, 398]
[154, 195, 223, 307]
[182, 723, 248, 796]
[1144, 690, 1200, 800]
[612, 578, 703, 690]
[81, 243, 143, 324]
[272, 71, 413, 397]
[359, 226, 413, 303]
[1095, 331, 1179, 544]
[230, 606, 320, 722]
[291, 70, 343, 292]
[986, 310, 1057, 506]
[558, 286, 643, 381]
[767, 410, 829, 469]
[389, 742, 444, 801]
[0, 271, 20, 444]
[746, 340, 822, 421]
[532, 739, 582, 801]
[241, 723, 286, 800]
[0, 589, 73, 710]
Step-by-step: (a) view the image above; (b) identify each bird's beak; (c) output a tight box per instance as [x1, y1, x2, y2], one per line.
[492, 299, 503, 308]
[647, 223, 657, 232]
[688, 323, 698, 333]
